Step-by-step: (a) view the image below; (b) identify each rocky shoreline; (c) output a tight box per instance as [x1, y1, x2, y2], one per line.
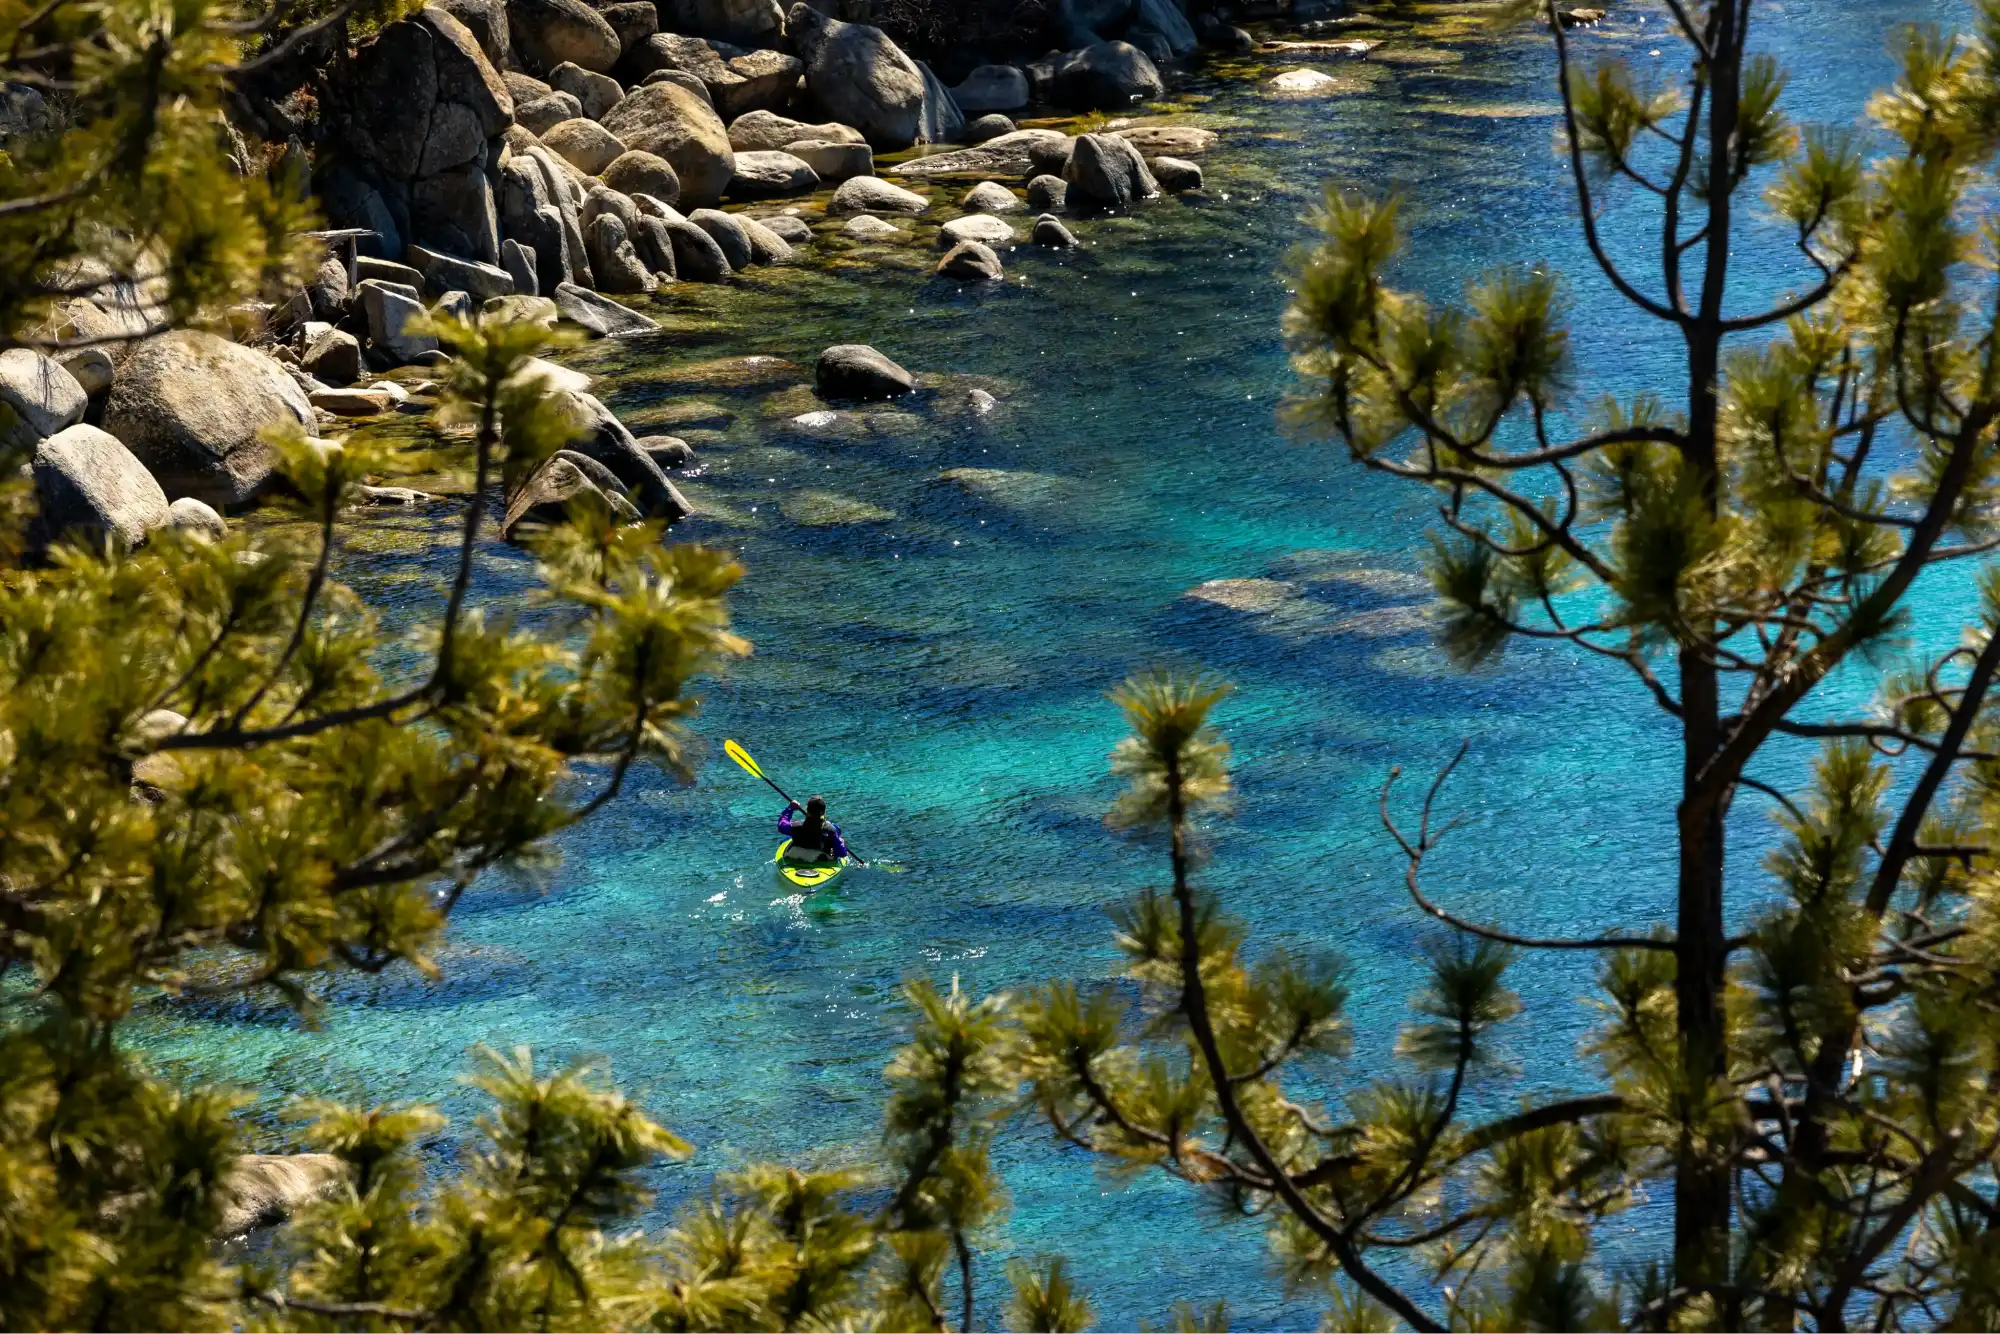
[4, 0, 1482, 554]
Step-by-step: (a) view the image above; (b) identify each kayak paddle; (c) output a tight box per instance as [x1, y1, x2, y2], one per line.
[723, 738, 889, 869]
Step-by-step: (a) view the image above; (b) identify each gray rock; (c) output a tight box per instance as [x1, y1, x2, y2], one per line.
[659, 0, 785, 47]
[543, 117, 627, 174]
[1057, 0, 1134, 44]
[101, 330, 314, 507]
[1113, 123, 1217, 157]
[1025, 174, 1067, 211]
[658, 210, 733, 281]
[937, 239, 1003, 280]
[916, 59, 966, 145]
[524, 146, 595, 285]
[600, 0, 658, 51]
[1129, 0, 1199, 57]
[419, 9, 514, 134]
[432, 290, 476, 323]
[434, 0, 513, 67]
[407, 244, 516, 299]
[639, 69, 715, 110]
[689, 208, 755, 269]
[344, 21, 438, 179]
[353, 485, 440, 506]
[1055, 40, 1163, 109]
[549, 388, 692, 517]
[954, 66, 1029, 114]
[1032, 212, 1078, 248]
[602, 150, 681, 205]
[638, 434, 696, 469]
[1150, 154, 1203, 192]
[55, 347, 115, 396]
[816, 344, 913, 400]
[357, 279, 441, 364]
[553, 281, 661, 334]
[484, 294, 562, 327]
[501, 237, 539, 297]
[730, 149, 819, 197]
[600, 80, 737, 206]
[940, 214, 1014, 247]
[0, 348, 87, 447]
[548, 60, 624, 120]
[737, 214, 793, 264]
[965, 113, 1016, 143]
[357, 255, 427, 290]
[893, 128, 1068, 179]
[33, 424, 171, 549]
[1027, 135, 1075, 177]
[503, 453, 640, 536]
[581, 182, 644, 239]
[1062, 131, 1158, 208]
[168, 496, 228, 541]
[727, 110, 865, 152]
[584, 213, 656, 292]
[830, 175, 928, 215]
[632, 214, 679, 276]
[307, 256, 351, 322]
[779, 141, 866, 186]
[841, 214, 904, 240]
[216, 1155, 350, 1239]
[714, 47, 805, 121]
[410, 159, 501, 264]
[786, 4, 926, 149]
[517, 90, 584, 134]
[507, 0, 621, 74]
[552, 447, 632, 497]
[505, 70, 554, 101]
[757, 213, 813, 245]
[961, 180, 1022, 214]
[302, 328, 363, 385]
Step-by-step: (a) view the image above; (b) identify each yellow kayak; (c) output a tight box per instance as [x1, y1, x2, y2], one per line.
[775, 840, 848, 891]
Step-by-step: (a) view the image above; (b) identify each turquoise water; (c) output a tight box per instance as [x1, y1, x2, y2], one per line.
[138, 2, 1976, 1325]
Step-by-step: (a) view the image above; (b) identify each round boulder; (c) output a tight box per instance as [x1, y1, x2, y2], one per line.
[1150, 155, 1203, 192]
[830, 175, 928, 215]
[816, 344, 914, 401]
[601, 150, 681, 205]
[542, 117, 627, 174]
[729, 150, 819, 198]
[1062, 132, 1159, 208]
[0, 348, 87, 448]
[600, 81, 736, 206]
[787, 4, 926, 149]
[1055, 41, 1164, 110]
[507, 0, 621, 75]
[939, 214, 1014, 248]
[964, 114, 1016, 143]
[961, 180, 1022, 214]
[727, 110, 866, 152]
[1025, 174, 1067, 211]
[937, 240, 1003, 281]
[32, 423, 171, 550]
[102, 331, 313, 508]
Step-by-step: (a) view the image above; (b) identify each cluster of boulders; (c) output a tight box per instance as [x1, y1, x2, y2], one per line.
[304, 0, 1217, 324]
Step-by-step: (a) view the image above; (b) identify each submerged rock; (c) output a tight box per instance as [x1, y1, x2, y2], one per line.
[1031, 214, 1079, 249]
[215, 1154, 351, 1238]
[1267, 68, 1345, 97]
[781, 488, 895, 526]
[1114, 124, 1217, 157]
[816, 344, 913, 400]
[937, 239, 1003, 281]
[1150, 155, 1203, 192]
[842, 215, 906, 240]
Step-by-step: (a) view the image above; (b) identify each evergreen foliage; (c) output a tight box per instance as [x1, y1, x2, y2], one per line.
[16, 0, 2000, 1328]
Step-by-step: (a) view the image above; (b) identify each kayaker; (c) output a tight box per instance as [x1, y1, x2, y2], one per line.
[779, 796, 849, 863]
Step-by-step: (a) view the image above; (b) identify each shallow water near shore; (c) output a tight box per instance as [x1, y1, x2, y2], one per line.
[135, 1, 1974, 1324]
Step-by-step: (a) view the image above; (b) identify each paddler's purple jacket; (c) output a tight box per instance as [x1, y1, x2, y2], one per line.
[778, 804, 849, 859]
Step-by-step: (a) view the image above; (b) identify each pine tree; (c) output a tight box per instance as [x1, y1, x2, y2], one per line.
[1006, 1, 2000, 1328]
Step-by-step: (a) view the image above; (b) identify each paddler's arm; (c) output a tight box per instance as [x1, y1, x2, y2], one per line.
[828, 822, 851, 859]
[778, 802, 801, 834]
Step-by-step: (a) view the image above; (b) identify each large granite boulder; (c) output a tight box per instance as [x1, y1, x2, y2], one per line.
[656, 209, 733, 282]
[953, 65, 1029, 113]
[689, 208, 754, 269]
[727, 109, 864, 151]
[626, 34, 800, 121]
[601, 150, 681, 206]
[102, 331, 313, 508]
[829, 175, 928, 214]
[506, 0, 620, 73]
[1055, 41, 1163, 109]
[600, 81, 736, 206]
[406, 244, 516, 299]
[516, 90, 582, 134]
[542, 116, 627, 174]
[1128, 0, 1199, 57]
[891, 128, 1068, 179]
[432, 0, 513, 67]
[0, 348, 87, 447]
[937, 239, 1003, 281]
[549, 388, 693, 518]
[1062, 131, 1158, 207]
[584, 213, 655, 292]
[915, 60, 965, 145]
[503, 453, 640, 537]
[33, 424, 171, 550]
[554, 281, 661, 333]
[816, 344, 913, 400]
[216, 1155, 351, 1239]
[659, 0, 785, 47]
[729, 149, 818, 197]
[786, 3, 925, 149]
[786, 139, 871, 181]
[345, 11, 512, 180]
[547, 60, 624, 120]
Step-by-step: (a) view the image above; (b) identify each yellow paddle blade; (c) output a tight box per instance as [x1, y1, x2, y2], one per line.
[723, 739, 763, 779]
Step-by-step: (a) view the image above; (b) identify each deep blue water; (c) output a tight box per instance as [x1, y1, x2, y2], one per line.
[136, 2, 1976, 1326]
